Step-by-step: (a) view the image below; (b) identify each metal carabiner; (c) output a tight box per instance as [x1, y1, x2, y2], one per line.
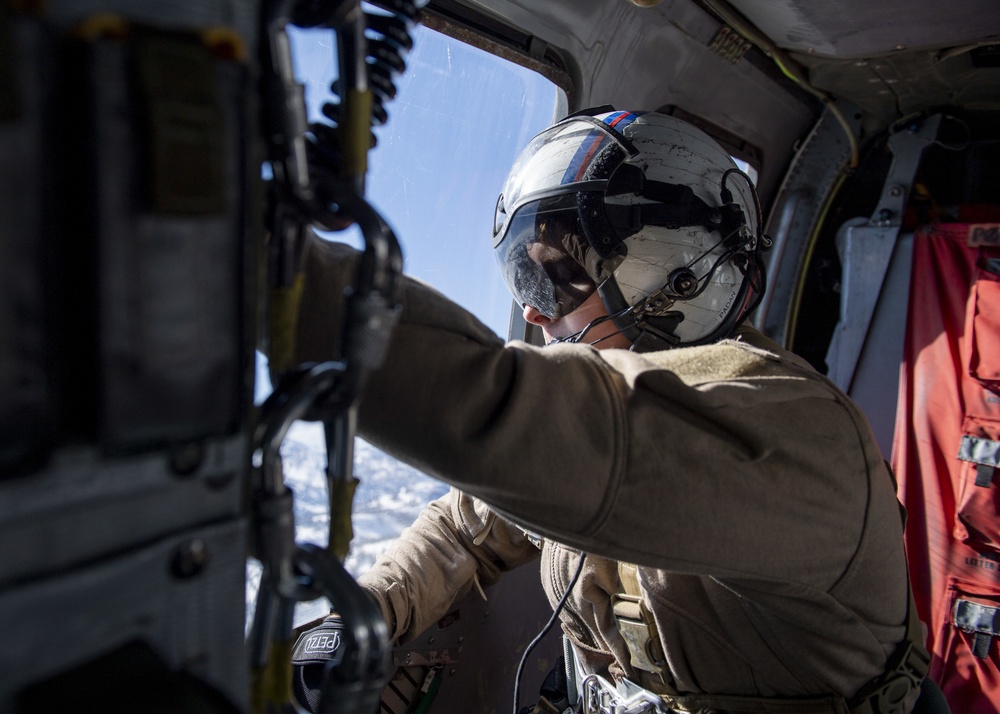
[294, 543, 392, 714]
[252, 361, 347, 599]
[249, 362, 348, 714]
[580, 674, 674, 714]
[251, 1, 406, 711]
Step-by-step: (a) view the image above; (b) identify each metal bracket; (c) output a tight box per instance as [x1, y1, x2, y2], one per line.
[757, 101, 863, 344]
[824, 114, 942, 392]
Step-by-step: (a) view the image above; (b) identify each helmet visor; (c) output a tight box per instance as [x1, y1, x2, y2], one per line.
[492, 119, 628, 248]
[495, 196, 597, 320]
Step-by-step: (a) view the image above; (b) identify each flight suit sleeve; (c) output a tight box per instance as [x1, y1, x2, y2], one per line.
[358, 488, 540, 644]
[292, 233, 627, 555]
[290, 233, 888, 592]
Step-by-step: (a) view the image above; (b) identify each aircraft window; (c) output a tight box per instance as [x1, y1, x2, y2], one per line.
[732, 157, 758, 186]
[249, 22, 562, 627]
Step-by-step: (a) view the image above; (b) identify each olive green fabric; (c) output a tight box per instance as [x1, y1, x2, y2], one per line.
[289, 233, 909, 702]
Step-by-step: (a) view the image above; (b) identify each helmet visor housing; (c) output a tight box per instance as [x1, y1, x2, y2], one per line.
[493, 113, 641, 318]
[492, 118, 629, 250]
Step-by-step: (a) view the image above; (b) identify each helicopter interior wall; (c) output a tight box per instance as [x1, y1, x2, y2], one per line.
[384, 562, 563, 714]
[724, 0, 999, 58]
[435, 0, 821, 205]
[790, 109, 1000, 375]
[703, 0, 1000, 130]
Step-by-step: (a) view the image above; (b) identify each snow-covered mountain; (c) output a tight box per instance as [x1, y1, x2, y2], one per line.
[247, 419, 449, 628]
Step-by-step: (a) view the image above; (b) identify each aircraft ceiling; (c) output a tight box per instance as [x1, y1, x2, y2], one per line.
[435, 0, 1000, 129]
[725, 0, 999, 58]
[722, 0, 1000, 123]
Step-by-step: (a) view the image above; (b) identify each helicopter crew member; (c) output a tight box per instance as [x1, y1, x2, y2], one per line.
[286, 110, 928, 713]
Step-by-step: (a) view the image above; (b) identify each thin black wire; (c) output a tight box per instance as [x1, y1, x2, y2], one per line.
[512, 551, 588, 714]
[721, 168, 764, 247]
[685, 246, 741, 300]
[549, 299, 642, 346]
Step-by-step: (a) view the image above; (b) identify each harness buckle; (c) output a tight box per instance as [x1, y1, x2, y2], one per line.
[612, 593, 668, 679]
[848, 639, 929, 714]
[581, 674, 673, 714]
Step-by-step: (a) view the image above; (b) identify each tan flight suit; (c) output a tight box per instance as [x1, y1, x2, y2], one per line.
[288, 234, 909, 704]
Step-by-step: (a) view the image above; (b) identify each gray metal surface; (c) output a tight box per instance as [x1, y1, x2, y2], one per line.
[728, 0, 999, 58]
[0, 518, 249, 710]
[845, 233, 913, 459]
[825, 114, 941, 392]
[756, 102, 862, 345]
[0, 439, 245, 587]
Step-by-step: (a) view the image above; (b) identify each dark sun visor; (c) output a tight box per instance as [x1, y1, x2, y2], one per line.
[495, 196, 599, 320]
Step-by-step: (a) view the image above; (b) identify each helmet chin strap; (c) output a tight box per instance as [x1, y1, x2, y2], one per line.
[547, 305, 685, 352]
[597, 278, 684, 351]
[546, 306, 622, 346]
[594, 263, 756, 351]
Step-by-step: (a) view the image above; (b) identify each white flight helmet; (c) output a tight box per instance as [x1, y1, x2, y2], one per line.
[492, 107, 767, 349]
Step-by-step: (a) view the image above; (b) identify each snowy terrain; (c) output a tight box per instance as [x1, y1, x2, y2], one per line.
[248, 359, 449, 628]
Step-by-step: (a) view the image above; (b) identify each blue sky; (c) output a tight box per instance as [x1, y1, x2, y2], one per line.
[289, 23, 561, 337]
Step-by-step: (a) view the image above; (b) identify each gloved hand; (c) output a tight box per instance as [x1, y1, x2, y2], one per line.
[290, 613, 348, 713]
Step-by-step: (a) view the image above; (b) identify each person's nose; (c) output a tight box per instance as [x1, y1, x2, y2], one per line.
[522, 304, 551, 326]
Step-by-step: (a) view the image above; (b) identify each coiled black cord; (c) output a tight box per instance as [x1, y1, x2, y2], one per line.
[364, 3, 416, 127]
[299, 0, 422, 226]
[318, 0, 420, 145]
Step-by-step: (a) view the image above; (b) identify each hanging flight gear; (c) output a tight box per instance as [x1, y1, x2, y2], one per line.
[894, 220, 1000, 712]
[2, 9, 249, 457]
[249, 1, 417, 713]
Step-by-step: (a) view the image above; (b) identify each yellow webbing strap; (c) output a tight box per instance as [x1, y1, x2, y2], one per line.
[327, 476, 359, 561]
[613, 562, 670, 685]
[251, 638, 295, 714]
[267, 274, 305, 375]
[341, 88, 372, 179]
[133, 25, 228, 215]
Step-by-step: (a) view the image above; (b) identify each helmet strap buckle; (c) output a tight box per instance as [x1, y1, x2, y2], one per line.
[634, 288, 677, 317]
